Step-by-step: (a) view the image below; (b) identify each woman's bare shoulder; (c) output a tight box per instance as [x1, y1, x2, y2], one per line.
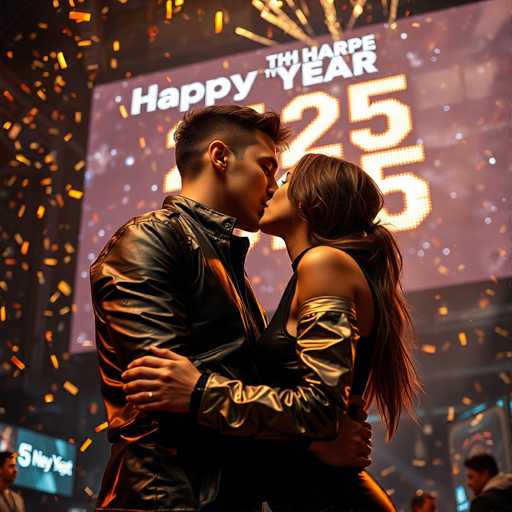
[295, 246, 362, 303]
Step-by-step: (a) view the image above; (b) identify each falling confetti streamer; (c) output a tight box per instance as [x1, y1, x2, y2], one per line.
[95, 421, 109, 432]
[69, 11, 92, 22]
[79, 437, 93, 452]
[11, 355, 26, 370]
[57, 51, 68, 69]
[63, 380, 79, 395]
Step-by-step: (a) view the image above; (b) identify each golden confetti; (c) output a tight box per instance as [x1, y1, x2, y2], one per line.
[43, 258, 58, 266]
[63, 380, 79, 395]
[479, 298, 490, 309]
[438, 306, 448, 316]
[139, 137, 146, 149]
[3, 90, 14, 102]
[462, 396, 472, 405]
[215, 10, 224, 33]
[458, 332, 468, 346]
[380, 465, 396, 477]
[78, 39, 92, 47]
[95, 421, 109, 432]
[69, 11, 92, 22]
[119, 105, 128, 118]
[20, 241, 29, 255]
[421, 344, 436, 354]
[57, 51, 68, 69]
[113, 40, 120, 52]
[165, 0, 173, 20]
[16, 154, 31, 165]
[499, 372, 511, 384]
[0, 306, 6, 322]
[11, 355, 26, 370]
[68, 189, 83, 199]
[79, 438, 92, 452]
[494, 326, 509, 337]
[447, 406, 455, 421]
[58, 280, 72, 296]
[36, 205, 46, 219]
[50, 291, 61, 303]
[64, 132, 73, 141]
[44, 393, 55, 403]
[8, 123, 21, 139]
[83, 486, 94, 497]
[50, 354, 60, 369]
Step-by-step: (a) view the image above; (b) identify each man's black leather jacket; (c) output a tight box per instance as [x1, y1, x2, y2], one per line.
[90, 195, 354, 511]
[91, 195, 268, 511]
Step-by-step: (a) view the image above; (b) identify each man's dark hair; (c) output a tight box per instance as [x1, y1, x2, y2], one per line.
[0, 451, 14, 467]
[411, 492, 435, 511]
[174, 105, 290, 179]
[464, 453, 499, 477]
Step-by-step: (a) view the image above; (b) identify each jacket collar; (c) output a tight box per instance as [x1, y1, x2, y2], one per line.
[163, 195, 238, 240]
[482, 473, 512, 493]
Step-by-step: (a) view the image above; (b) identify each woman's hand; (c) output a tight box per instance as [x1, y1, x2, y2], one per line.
[309, 397, 372, 468]
[121, 346, 202, 413]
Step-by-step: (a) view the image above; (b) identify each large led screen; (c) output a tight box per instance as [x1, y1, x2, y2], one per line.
[71, 0, 512, 352]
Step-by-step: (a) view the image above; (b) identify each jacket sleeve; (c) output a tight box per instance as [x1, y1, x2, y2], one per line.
[195, 295, 359, 440]
[90, 218, 193, 369]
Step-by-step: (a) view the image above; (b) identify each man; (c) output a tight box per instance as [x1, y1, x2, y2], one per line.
[91, 105, 371, 511]
[0, 451, 25, 512]
[410, 492, 437, 512]
[464, 453, 512, 511]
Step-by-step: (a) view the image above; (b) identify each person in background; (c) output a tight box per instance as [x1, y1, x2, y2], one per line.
[0, 451, 25, 512]
[410, 491, 437, 512]
[464, 453, 512, 511]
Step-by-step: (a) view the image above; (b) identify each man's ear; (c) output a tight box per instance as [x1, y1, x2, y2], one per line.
[208, 140, 230, 174]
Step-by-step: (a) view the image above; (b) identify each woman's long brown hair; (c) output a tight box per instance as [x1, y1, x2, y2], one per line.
[288, 153, 420, 439]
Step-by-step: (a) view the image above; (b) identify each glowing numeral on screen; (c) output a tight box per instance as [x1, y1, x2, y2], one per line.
[281, 92, 343, 170]
[348, 74, 412, 152]
[361, 145, 431, 231]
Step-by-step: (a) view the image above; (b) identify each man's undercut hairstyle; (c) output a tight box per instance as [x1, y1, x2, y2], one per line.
[0, 451, 14, 468]
[173, 105, 290, 179]
[464, 453, 499, 477]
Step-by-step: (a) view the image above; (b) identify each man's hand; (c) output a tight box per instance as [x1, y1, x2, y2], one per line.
[309, 412, 372, 468]
[122, 346, 202, 413]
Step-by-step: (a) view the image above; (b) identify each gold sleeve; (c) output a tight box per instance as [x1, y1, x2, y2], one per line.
[196, 296, 359, 440]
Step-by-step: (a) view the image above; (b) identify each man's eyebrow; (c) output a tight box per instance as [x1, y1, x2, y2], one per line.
[260, 156, 279, 170]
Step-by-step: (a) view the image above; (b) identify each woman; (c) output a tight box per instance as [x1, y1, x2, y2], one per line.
[124, 153, 419, 510]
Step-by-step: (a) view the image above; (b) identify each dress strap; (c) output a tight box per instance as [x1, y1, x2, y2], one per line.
[291, 246, 316, 271]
